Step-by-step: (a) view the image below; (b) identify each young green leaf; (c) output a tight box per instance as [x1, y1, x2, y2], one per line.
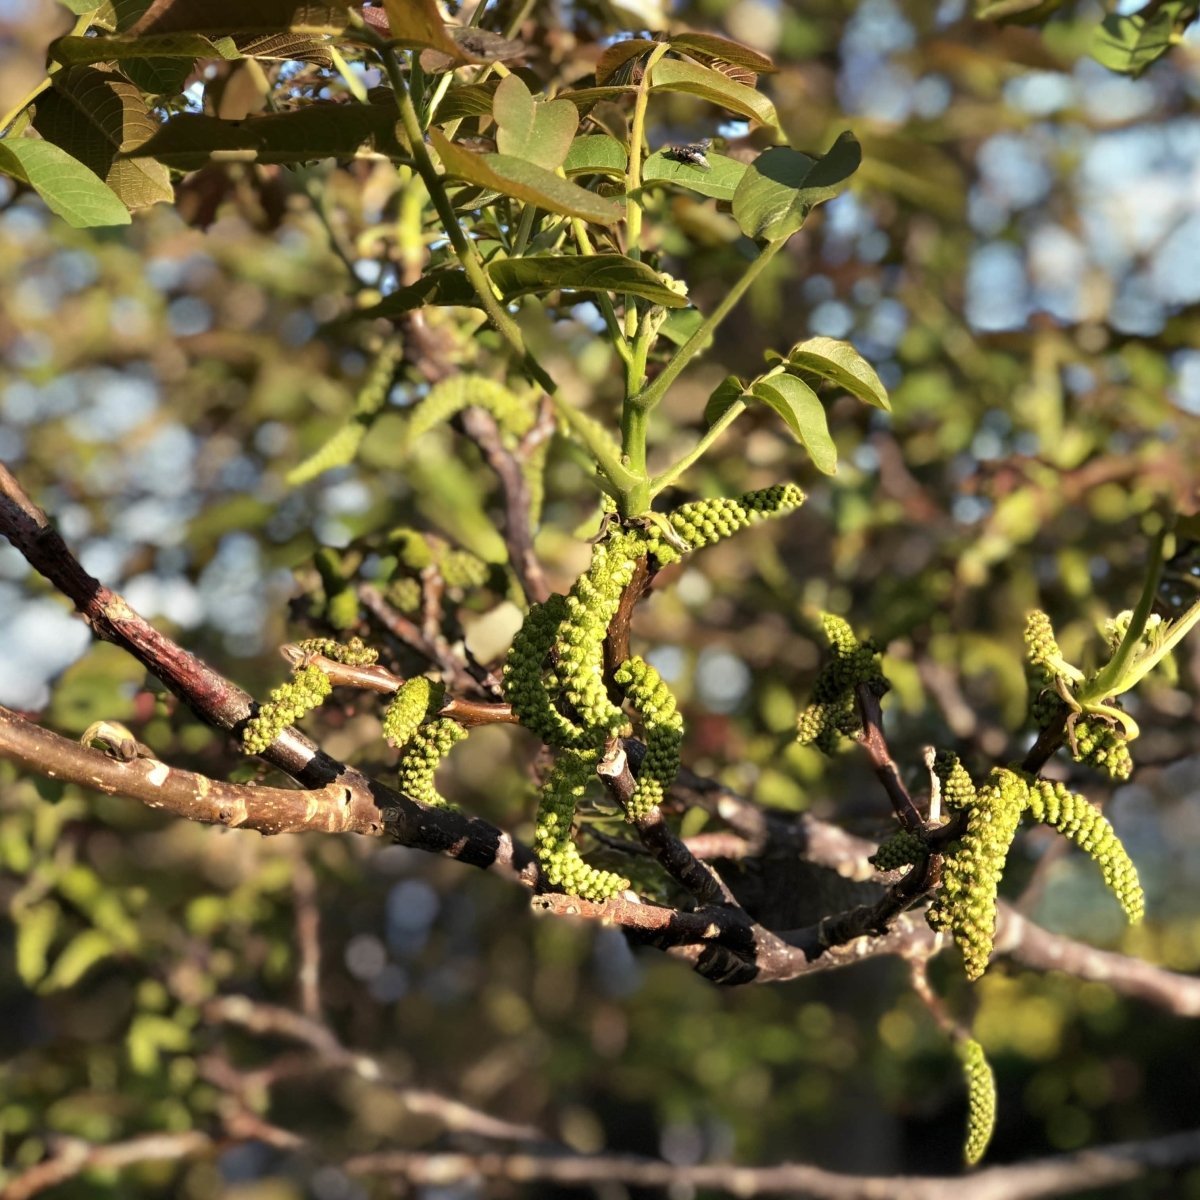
[430, 128, 623, 224]
[773, 335, 890, 411]
[1092, 3, 1193, 76]
[563, 135, 628, 177]
[0, 137, 131, 227]
[749, 375, 837, 474]
[703, 375, 747, 427]
[493, 73, 578, 172]
[650, 57, 779, 129]
[643, 149, 746, 201]
[732, 131, 861, 241]
[487, 255, 688, 307]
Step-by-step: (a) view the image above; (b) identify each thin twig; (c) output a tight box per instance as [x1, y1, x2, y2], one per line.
[854, 684, 925, 831]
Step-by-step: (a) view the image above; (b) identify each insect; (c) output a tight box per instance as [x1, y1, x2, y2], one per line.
[664, 138, 712, 171]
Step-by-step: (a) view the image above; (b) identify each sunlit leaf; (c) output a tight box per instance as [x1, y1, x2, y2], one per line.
[488, 255, 687, 307]
[596, 37, 656, 83]
[750, 375, 838, 474]
[430, 127, 622, 224]
[127, 0, 356, 35]
[0, 137, 131, 226]
[650, 58, 779, 129]
[1092, 2, 1193, 76]
[382, 0, 469, 62]
[563, 135, 628, 176]
[732, 131, 860, 241]
[643, 149, 746, 201]
[670, 31, 776, 74]
[493, 73, 578, 172]
[772, 335, 890, 411]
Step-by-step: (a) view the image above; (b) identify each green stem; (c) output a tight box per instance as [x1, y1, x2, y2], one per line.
[372, 37, 556, 397]
[649, 398, 746, 496]
[632, 237, 786, 415]
[571, 217, 630, 363]
[512, 200, 537, 256]
[1078, 527, 1167, 704]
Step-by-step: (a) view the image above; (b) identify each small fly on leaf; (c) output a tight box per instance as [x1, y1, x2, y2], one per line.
[664, 138, 712, 171]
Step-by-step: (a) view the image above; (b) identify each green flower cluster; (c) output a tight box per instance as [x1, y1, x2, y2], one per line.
[645, 484, 806, 566]
[795, 614, 887, 754]
[314, 547, 360, 631]
[1026, 779, 1144, 922]
[407, 376, 535, 448]
[869, 828, 925, 871]
[397, 717, 467, 809]
[958, 1038, 997, 1166]
[534, 751, 629, 900]
[613, 655, 683, 820]
[383, 677, 444, 750]
[927, 768, 1028, 982]
[385, 576, 423, 614]
[242, 664, 333, 755]
[293, 636, 378, 667]
[934, 750, 977, 810]
[1070, 717, 1133, 781]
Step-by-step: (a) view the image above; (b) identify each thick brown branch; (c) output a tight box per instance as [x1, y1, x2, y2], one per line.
[854, 683, 924, 831]
[343, 1129, 1200, 1199]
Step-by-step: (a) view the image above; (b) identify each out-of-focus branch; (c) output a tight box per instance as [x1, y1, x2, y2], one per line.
[343, 1127, 1200, 1198]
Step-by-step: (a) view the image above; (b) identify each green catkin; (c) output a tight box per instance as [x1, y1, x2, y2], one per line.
[869, 828, 925, 871]
[438, 546, 491, 590]
[286, 341, 402, 484]
[397, 718, 467, 809]
[383, 677, 443, 750]
[1026, 779, 1144, 922]
[927, 767, 1028, 981]
[958, 1039, 997, 1166]
[614, 655, 683, 820]
[314, 548, 359, 631]
[534, 751, 629, 900]
[1024, 609, 1068, 728]
[385, 576, 423, 614]
[242, 665, 333, 755]
[796, 613, 886, 754]
[293, 636, 378, 667]
[933, 750, 977, 811]
[646, 484, 806, 565]
[1070, 717, 1133, 781]
[407, 376, 535, 446]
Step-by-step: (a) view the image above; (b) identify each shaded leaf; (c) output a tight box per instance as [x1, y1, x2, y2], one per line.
[732, 131, 861, 241]
[437, 80, 501, 120]
[772, 335, 890, 411]
[50, 31, 238, 64]
[488, 254, 687, 307]
[0, 136, 131, 226]
[670, 31, 777, 74]
[643, 148, 746, 201]
[650, 57, 778, 129]
[493, 73, 578, 172]
[596, 37, 657, 84]
[128, 0, 356, 35]
[382, 0, 469, 63]
[421, 27, 525, 73]
[430, 127, 622, 224]
[120, 56, 198, 94]
[750, 375, 837, 474]
[126, 101, 409, 168]
[563, 135, 628, 177]
[33, 66, 172, 208]
[238, 31, 336, 63]
[703, 375, 747, 426]
[559, 85, 637, 112]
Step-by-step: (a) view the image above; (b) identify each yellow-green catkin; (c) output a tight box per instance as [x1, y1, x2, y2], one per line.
[958, 1038, 997, 1166]
[383, 677, 443, 750]
[294, 636, 378, 667]
[314, 548, 360, 631]
[796, 613, 886, 754]
[646, 484, 806, 566]
[933, 750, 977, 811]
[535, 751, 629, 900]
[407, 376, 535, 447]
[286, 340, 402, 485]
[869, 828, 925, 871]
[927, 768, 1028, 981]
[397, 718, 467, 809]
[1024, 609, 1067, 728]
[242, 665, 333, 755]
[614, 656, 683, 820]
[1026, 779, 1144, 923]
[1070, 717, 1133, 781]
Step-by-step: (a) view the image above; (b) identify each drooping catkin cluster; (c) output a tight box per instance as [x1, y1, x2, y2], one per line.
[1026, 779, 1144, 923]
[286, 341, 403, 485]
[407, 376, 536, 447]
[1069, 717, 1133, 781]
[383, 677, 443, 750]
[958, 1038, 997, 1166]
[645, 484, 806, 565]
[396, 718, 467, 809]
[534, 750, 629, 900]
[927, 767, 1028, 982]
[795, 613, 887, 754]
[613, 656, 683, 820]
[242, 665, 333, 754]
[503, 486, 805, 896]
[927, 760, 1144, 980]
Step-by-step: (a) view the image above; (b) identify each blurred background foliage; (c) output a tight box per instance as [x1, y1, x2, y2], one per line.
[1, 0, 1199, 1195]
